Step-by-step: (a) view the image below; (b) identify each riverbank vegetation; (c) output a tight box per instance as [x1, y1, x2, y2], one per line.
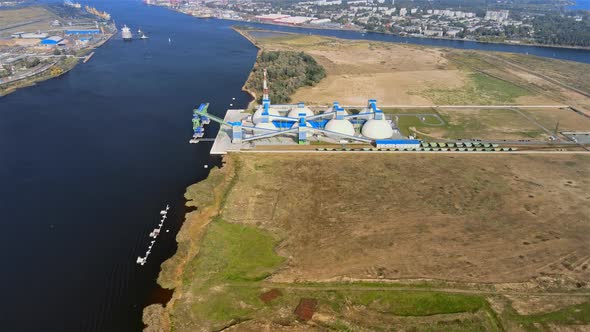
[0, 56, 79, 97]
[243, 50, 326, 104]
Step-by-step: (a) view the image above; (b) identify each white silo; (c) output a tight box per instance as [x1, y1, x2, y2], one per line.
[287, 106, 314, 118]
[361, 119, 394, 139]
[324, 119, 355, 137]
[252, 107, 279, 125]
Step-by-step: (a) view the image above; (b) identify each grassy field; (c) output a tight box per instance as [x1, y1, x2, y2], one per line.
[239, 29, 590, 109]
[153, 153, 590, 331]
[494, 53, 590, 94]
[418, 72, 530, 105]
[381, 107, 557, 140]
[168, 215, 502, 331]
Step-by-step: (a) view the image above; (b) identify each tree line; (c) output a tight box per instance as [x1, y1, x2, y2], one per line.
[245, 51, 326, 104]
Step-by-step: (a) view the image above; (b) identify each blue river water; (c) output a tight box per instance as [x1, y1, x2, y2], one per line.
[0, 1, 256, 331]
[238, 21, 590, 64]
[0, 0, 589, 331]
[569, 0, 590, 10]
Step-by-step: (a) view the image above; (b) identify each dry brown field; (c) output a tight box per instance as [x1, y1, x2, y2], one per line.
[0, 7, 58, 37]
[223, 153, 590, 285]
[254, 33, 466, 106]
[246, 30, 590, 116]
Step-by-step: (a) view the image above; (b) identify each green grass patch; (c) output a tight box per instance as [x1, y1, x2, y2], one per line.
[184, 218, 285, 285]
[504, 298, 590, 330]
[380, 108, 446, 137]
[172, 218, 285, 328]
[397, 116, 438, 137]
[352, 290, 487, 316]
[419, 72, 530, 105]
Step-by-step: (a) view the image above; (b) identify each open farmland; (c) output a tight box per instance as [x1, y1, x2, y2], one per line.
[152, 153, 590, 332]
[223, 154, 590, 284]
[387, 107, 590, 141]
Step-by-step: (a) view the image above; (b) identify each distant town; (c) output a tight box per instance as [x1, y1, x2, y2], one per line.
[146, 0, 590, 47]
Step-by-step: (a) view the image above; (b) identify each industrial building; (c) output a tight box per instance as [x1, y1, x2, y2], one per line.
[375, 139, 421, 149]
[40, 36, 65, 46]
[12, 32, 49, 39]
[192, 69, 422, 152]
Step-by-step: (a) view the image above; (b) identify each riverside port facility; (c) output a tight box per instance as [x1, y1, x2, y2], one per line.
[191, 69, 426, 154]
[189, 69, 589, 154]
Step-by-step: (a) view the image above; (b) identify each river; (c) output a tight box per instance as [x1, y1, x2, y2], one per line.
[569, 0, 590, 10]
[0, 0, 588, 331]
[0, 1, 256, 331]
[236, 21, 590, 65]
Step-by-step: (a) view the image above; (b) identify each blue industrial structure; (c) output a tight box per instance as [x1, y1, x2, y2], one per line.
[375, 139, 421, 149]
[40, 36, 64, 45]
[190, 67, 422, 148]
[192, 98, 414, 146]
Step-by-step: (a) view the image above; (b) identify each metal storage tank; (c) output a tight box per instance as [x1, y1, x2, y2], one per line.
[324, 119, 355, 137]
[252, 107, 279, 124]
[287, 107, 314, 118]
[361, 120, 394, 139]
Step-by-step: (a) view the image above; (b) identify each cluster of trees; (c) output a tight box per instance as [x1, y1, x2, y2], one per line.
[245, 51, 326, 104]
[531, 15, 590, 47]
[24, 58, 41, 68]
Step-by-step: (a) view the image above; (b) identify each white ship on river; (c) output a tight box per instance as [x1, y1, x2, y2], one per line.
[121, 25, 133, 41]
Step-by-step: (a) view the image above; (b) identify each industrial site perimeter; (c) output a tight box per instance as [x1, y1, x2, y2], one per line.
[144, 30, 590, 332]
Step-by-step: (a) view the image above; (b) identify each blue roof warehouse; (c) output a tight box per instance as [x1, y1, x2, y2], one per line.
[40, 36, 64, 45]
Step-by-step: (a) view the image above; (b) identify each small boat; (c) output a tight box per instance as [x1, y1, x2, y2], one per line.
[140, 33, 149, 39]
[168, 37, 171, 43]
[136, 257, 146, 265]
[160, 209, 167, 215]
[138, 28, 142, 33]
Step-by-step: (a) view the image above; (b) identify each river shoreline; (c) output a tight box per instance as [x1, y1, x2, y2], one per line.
[143, 158, 237, 332]
[239, 19, 590, 52]
[232, 26, 261, 110]
[158, 4, 590, 52]
[0, 30, 116, 98]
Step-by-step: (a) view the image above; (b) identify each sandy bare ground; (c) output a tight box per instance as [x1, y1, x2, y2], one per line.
[0, 7, 57, 37]
[255, 35, 466, 105]
[292, 71, 463, 105]
[249, 32, 590, 112]
[222, 154, 590, 285]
